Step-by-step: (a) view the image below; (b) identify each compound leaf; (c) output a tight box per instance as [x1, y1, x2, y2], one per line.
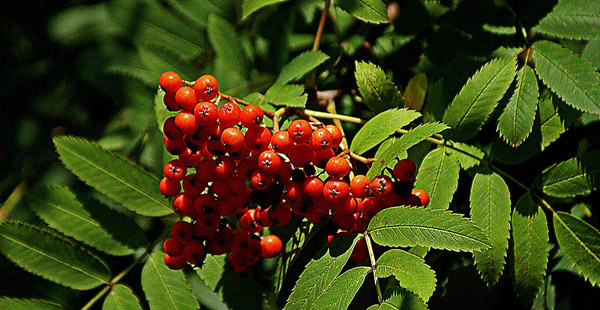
[53, 136, 172, 217]
[539, 150, 600, 198]
[355, 61, 403, 113]
[533, 0, 600, 40]
[275, 50, 330, 85]
[336, 0, 390, 24]
[242, 0, 290, 20]
[375, 249, 436, 302]
[310, 266, 371, 310]
[367, 206, 490, 252]
[414, 147, 460, 210]
[0, 221, 110, 290]
[403, 73, 428, 111]
[265, 84, 308, 108]
[103, 284, 143, 310]
[0, 297, 63, 310]
[532, 40, 600, 114]
[443, 57, 517, 140]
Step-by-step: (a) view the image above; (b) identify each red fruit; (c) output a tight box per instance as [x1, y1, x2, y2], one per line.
[220, 127, 245, 153]
[323, 179, 350, 203]
[325, 125, 343, 149]
[251, 169, 273, 190]
[172, 193, 197, 218]
[174, 110, 199, 136]
[236, 156, 258, 180]
[218, 102, 241, 128]
[182, 239, 206, 266]
[195, 157, 216, 183]
[194, 213, 221, 237]
[313, 148, 335, 169]
[230, 230, 251, 252]
[305, 207, 330, 223]
[164, 253, 187, 270]
[325, 157, 350, 179]
[240, 104, 264, 128]
[245, 126, 272, 152]
[310, 128, 334, 152]
[163, 116, 183, 140]
[194, 74, 219, 101]
[163, 92, 180, 111]
[284, 181, 305, 203]
[240, 209, 263, 234]
[257, 150, 282, 175]
[288, 143, 314, 167]
[371, 175, 394, 197]
[333, 212, 355, 230]
[350, 238, 369, 263]
[303, 176, 325, 198]
[163, 237, 183, 257]
[164, 159, 187, 182]
[393, 158, 417, 182]
[206, 226, 234, 255]
[181, 173, 205, 197]
[164, 136, 187, 155]
[159, 71, 182, 94]
[268, 202, 292, 225]
[194, 194, 217, 216]
[335, 196, 359, 216]
[159, 177, 181, 197]
[291, 198, 315, 216]
[171, 220, 194, 243]
[287, 119, 313, 144]
[213, 155, 236, 180]
[175, 86, 198, 111]
[360, 197, 384, 222]
[227, 250, 249, 273]
[271, 130, 292, 154]
[260, 235, 283, 258]
[194, 101, 219, 126]
[350, 175, 371, 198]
[411, 189, 429, 206]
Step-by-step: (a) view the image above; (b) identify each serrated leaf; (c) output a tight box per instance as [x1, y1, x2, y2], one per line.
[337, 0, 390, 24]
[310, 266, 371, 310]
[208, 14, 250, 81]
[53, 136, 172, 217]
[583, 39, 600, 69]
[497, 64, 539, 147]
[103, 284, 143, 310]
[284, 234, 359, 310]
[355, 61, 403, 113]
[511, 193, 549, 303]
[445, 142, 485, 170]
[265, 84, 308, 108]
[414, 147, 460, 210]
[27, 185, 146, 256]
[532, 40, 600, 114]
[553, 212, 600, 287]
[442, 57, 517, 140]
[350, 108, 421, 155]
[275, 50, 330, 84]
[375, 249, 436, 302]
[533, 0, 600, 40]
[0, 221, 110, 290]
[242, 0, 289, 20]
[367, 206, 490, 252]
[141, 252, 199, 310]
[196, 254, 226, 291]
[470, 172, 512, 286]
[540, 150, 600, 198]
[403, 73, 428, 111]
[376, 289, 428, 310]
[370, 122, 449, 177]
[367, 137, 402, 180]
[0, 297, 63, 310]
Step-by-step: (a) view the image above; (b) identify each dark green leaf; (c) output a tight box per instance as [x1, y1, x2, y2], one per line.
[0, 297, 63, 310]
[533, 0, 600, 40]
[242, 0, 290, 20]
[414, 147, 460, 210]
[336, 0, 390, 24]
[375, 249, 436, 302]
[196, 254, 226, 291]
[265, 84, 308, 108]
[540, 150, 600, 198]
[367, 206, 490, 252]
[0, 221, 110, 290]
[532, 40, 600, 114]
[53, 136, 172, 217]
[355, 61, 403, 113]
[275, 50, 330, 85]
[103, 284, 143, 310]
[207, 14, 250, 81]
[442, 57, 517, 140]
[310, 266, 371, 310]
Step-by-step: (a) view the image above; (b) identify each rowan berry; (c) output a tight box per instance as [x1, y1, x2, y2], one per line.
[160, 177, 181, 197]
[174, 110, 199, 136]
[240, 209, 263, 234]
[230, 230, 251, 252]
[303, 176, 325, 198]
[179, 147, 203, 167]
[257, 150, 282, 175]
[288, 119, 313, 144]
[291, 198, 315, 216]
[164, 253, 187, 270]
[260, 235, 283, 258]
[218, 102, 241, 128]
[323, 179, 350, 203]
[175, 86, 198, 111]
[163, 237, 183, 257]
[194, 101, 219, 126]
[194, 213, 221, 237]
[251, 169, 273, 190]
[182, 239, 206, 266]
[194, 194, 217, 216]
[159, 71, 182, 94]
[393, 158, 417, 182]
[236, 156, 258, 180]
[360, 197, 384, 223]
[181, 173, 205, 197]
[325, 124, 343, 149]
[270, 130, 292, 154]
[194, 74, 219, 101]
[283, 181, 305, 203]
[310, 128, 334, 152]
[171, 220, 194, 243]
[240, 104, 264, 128]
[411, 189, 429, 206]
[313, 148, 335, 169]
[195, 157, 216, 183]
[164, 135, 187, 155]
[335, 196, 359, 216]
[325, 156, 350, 179]
[220, 127, 245, 153]
[350, 238, 369, 263]
[381, 191, 404, 207]
[206, 226, 234, 255]
[333, 212, 355, 230]
[288, 143, 314, 167]
[213, 155, 236, 180]
[164, 159, 187, 182]
[172, 193, 197, 218]
[350, 175, 371, 198]
[163, 92, 180, 111]
[245, 126, 272, 152]
[255, 206, 273, 227]
[163, 116, 183, 140]
[268, 202, 292, 225]
[371, 175, 394, 197]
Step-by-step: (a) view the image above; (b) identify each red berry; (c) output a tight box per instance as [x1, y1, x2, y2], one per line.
[335, 196, 359, 216]
[310, 128, 334, 152]
[333, 212, 355, 230]
[240, 209, 263, 234]
[371, 175, 393, 197]
[288, 143, 314, 167]
[411, 189, 429, 206]
[325, 157, 350, 179]
[360, 197, 384, 223]
[213, 155, 236, 180]
[251, 169, 273, 190]
[163, 237, 183, 257]
[172, 193, 197, 218]
[159, 71, 182, 94]
[230, 230, 251, 252]
[325, 125, 343, 149]
[206, 226, 234, 255]
[303, 176, 325, 198]
[284, 181, 305, 203]
[182, 239, 206, 266]
[164, 253, 187, 270]
[288, 119, 313, 144]
[350, 175, 371, 198]
[257, 150, 282, 175]
[271, 130, 292, 154]
[323, 179, 350, 203]
[194, 74, 219, 101]
[218, 102, 241, 128]
[220, 127, 245, 153]
[306, 207, 330, 224]
[195, 157, 216, 183]
[194, 213, 221, 238]
[163, 92, 180, 111]
[268, 202, 292, 225]
[181, 174, 205, 196]
[164, 135, 187, 155]
[313, 148, 335, 169]
[160, 177, 181, 197]
[260, 235, 283, 258]
[245, 126, 272, 152]
[240, 104, 264, 128]
[163, 116, 183, 140]
[164, 159, 187, 182]
[194, 101, 219, 126]
[174, 110, 199, 136]
[393, 158, 417, 182]
[350, 238, 369, 263]
[175, 86, 198, 111]
[171, 220, 194, 243]
[291, 198, 315, 216]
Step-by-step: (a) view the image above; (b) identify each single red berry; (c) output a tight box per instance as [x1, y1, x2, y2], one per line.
[287, 119, 313, 144]
[195, 157, 216, 183]
[257, 150, 282, 175]
[206, 226, 234, 255]
[227, 250, 249, 273]
[174, 110, 199, 136]
[240, 104, 264, 128]
[291, 198, 315, 216]
[360, 197, 384, 223]
[310, 128, 334, 152]
[277, 160, 294, 183]
[159, 71, 182, 94]
[213, 155, 236, 180]
[181, 173, 205, 197]
[178, 147, 203, 167]
[163, 135, 187, 155]
[172, 193, 197, 218]
[284, 181, 305, 203]
[288, 143, 314, 167]
[325, 157, 350, 179]
[393, 158, 417, 182]
[175, 86, 198, 111]
[230, 230, 251, 252]
[163, 92, 180, 111]
[194, 194, 217, 216]
[220, 127, 245, 153]
[194, 101, 219, 126]
[270, 130, 292, 154]
[163, 237, 183, 257]
[305, 207, 330, 224]
[171, 220, 194, 243]
[333, 212, 356, 230]
[411, 189, 429, 206]
[381, 191, 405, 208]
[160, 177, 181, 197]
[218, 102, 241, 128]
[164, 159, 187, 182]
[335, 196, 359, 216]
[193, 213, 221, 238]
[350, 238, 369, 263]
[182, 239, 206, 266]
[194, 74, 219, 101]
[245, 126, 272, 152]
[325, 124, 343, 149]
[350, 175, 371, 198]
[164, 253, 187, 270]
[323, 179, 350, 203]
[240, 209, 263, 234]
[313, 148, 335, 169]
[251, 169, 273, 190]
[236, 156, 258, 180]
[371, 175, 394, 197]
[163, 116, 183, 140]
[268, 202, 292, 225]
[260, 235, 283, 258]
[303, 176, 325, 198]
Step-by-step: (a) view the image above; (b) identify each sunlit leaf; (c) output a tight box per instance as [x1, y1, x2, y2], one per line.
[350, 108, 420, 155]
[0, 297, 63, 310]
[355, 61, 403, 113]
[375, 249, 436, 302]
[309, 266, 371, 310]
[540, 150, 600, 198]
[336, 0, 390, 24]
[103, 284, 143, 310]
[414, 147, 460, 210]
[275, 50, 330, 85]
[534, 0, 600, 40]
[265, 84, 308, 108]
[242, 0, 290, 20]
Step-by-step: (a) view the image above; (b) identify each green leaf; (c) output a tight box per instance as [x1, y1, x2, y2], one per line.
[375, 249, 436, 302]
[540, 150, 600, 198]
[511, 193, 549, 303]
[442, 57, 517, 140]
[533, 0, 600, 40]
[375, 290, 428, 310]
[27, 185, 146, 256]
[403, 73, 428, 111]
[532, 40, 600, 114]
[275, 50, 330, 85]
[103, 284, 143, 310]
[350, 108, 421, 155]
[207, 14, 250, 81]
[367, 206, 490, 252]
[355, 61, 403, 113]
[0, 297, 63, 310]
[367, 137, 402, 180]
[470, 172, 512, 286]
[53, 136, 172, 217]
[497, 64, 539, 147]
[265, 84, 308, 108]
[242, 0, 290, 20]
[553, 212, 600, 287]
[141, 252, 199, 310]
[196, 254, 226, 291]
[370, 122, 449, 177]
[414, 147, 460, 210]
[336, 0, 390, 24]
[0, 221, 110, 290]
[310, 266, 371, 310]
[445, 142, 485, 170]
[284, 234, 359, 310]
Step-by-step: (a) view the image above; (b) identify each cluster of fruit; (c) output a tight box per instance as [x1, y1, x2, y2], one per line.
[157, 71, 429, 272]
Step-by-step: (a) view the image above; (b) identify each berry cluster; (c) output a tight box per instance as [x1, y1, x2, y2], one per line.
[157, 71, 429, 272]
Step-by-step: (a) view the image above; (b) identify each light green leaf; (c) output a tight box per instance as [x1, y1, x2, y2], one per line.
[511, 193, 549, 303]
[414, 147, 460, 210]
[310, 266, 371, 310]
[533, 0, 600, 40]
[27, 185, 146, 256]
[53, 136, 172, 217]
[350, 108, 421, 155]
[265, 84, 308, 108]
[0, 221, 110, 290]
[375, 249, 436, 302]
[445, 142, 485, 170]
[141, 252, 199, 310]
[442, 57, 517, 140]
[540, 150, 600, 198]
[367, 206, 490, 252]
[0, 297, 63, 310]
[497, 64, 539, 147]
[367, 137, 402, 180]
[336, 0, 390, 24]
[403, 73, 428, 111]
[355, 61, 403, 113]
[196, 254, 226, 291]
[470, 172, 512, 286]
[284, 234, 359, 310]
[376, 290, 428, 310]
[242, 0, 290, 20]
[553, 212, 600, 287]
[207, 14, 250, 81]
[103, 284, 143, 310]
[275, 50, 330, 85]
[532, 40, 600, 114]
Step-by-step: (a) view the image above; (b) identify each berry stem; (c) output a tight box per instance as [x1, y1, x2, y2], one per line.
[364, 232, 383, 303]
